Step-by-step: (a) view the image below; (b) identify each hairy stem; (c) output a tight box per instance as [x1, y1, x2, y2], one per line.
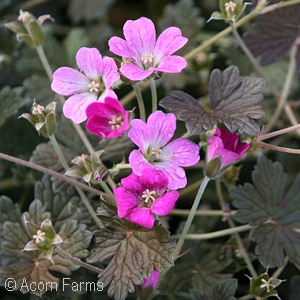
[173, 176, 210, 259]
[258, 124, 300, 141]
[272, 256, 289, 279]
[150, 77, 157, 112]
[49, 135, 69, 170]
[170, 209, 236, 217]
[255, 140, 300, 155]
[133, 83, 146, 121]
[55, 246, 102, 274]
[172, 224, 251, 240]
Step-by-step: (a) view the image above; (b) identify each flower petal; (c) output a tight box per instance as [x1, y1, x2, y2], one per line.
[154, 27, 188, 59]
[51, 67, 89, 96]
[108, 36, 134, 58]
[86, 97, 124, 118]
[236, 142, 250, 156]
[114, 187, 140, 218]
[128, 119, 152, 152]
[102, 56, 120, 88]
[218, 128, 238, 152]
[76, 47, 103, 80]
[98, 88, 118, 103]
[140, 168, 168, 194]
[127, 207, 155, 228]
[23, 240, 39, 251]
[129, 150, 153, 176]
[142, 269, 160, 288]
[147, 111, 176, 148]
[120, 63, 153, 81]
[123, 17, 156, 55]
[161, 138, 200, 167]
[155, 55, 187, 74]
[63, 92, 97, 124]
[121, 172, 144, 194]
[151, 191, 179, 216]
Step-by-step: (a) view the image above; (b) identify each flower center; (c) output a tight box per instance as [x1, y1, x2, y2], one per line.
[151, 147, 161, 159]
[225, 1, 236, 12]
[32, 104, 45, 115]
[88, 80, 100, 93]
[141, 53, 154, 69]
[33, 230, 46, 243]
[141, 189, 156, 204]
[121, 57, 133, 66]
[109, 115, 124, 130]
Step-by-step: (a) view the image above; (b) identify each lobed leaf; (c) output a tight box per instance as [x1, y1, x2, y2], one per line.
[231, 156, 300, 269]
[160, 66, 265, 135]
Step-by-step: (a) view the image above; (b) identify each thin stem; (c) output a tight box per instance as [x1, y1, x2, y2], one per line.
[179, 178, 203, 197]
[150, 77, 157, 112]
[238, 295, 253, 300]
[0, 151, 108, 198]
[173, 176, 210, 259]
[272, 256, 289, 279]
[264, 42, 298, 134]
[132, 83, 146, 121]
[255, 140, 300, 155]
[55, 246, 102, 274]
[172, 224, 251, 240]
[258, 124, 300, 141]
[170, 209, 237, 217]
[49, 135, 69, 170]
[35, 46, 53, 81]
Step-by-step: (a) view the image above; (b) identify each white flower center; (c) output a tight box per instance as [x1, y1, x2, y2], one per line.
[33, 230, 46, 243]
[260, 278, 276, 293]
[108, 115, 124, 130]
[121, 57, 133, 66]
[225, 1, 236, 12]
[141, 53, 154, 69]
[32, 105, 45, 115]
[88, 80, 100, 93]
[142, 189, 156, 203]
[151, 147, 162, 159]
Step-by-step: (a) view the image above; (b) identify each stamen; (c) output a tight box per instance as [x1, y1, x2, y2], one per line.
[32, 104, 45, 115]
[109, 115, 124, 130]
[121, 57, 133, 66]
[33, 230, 46, 243]
[225, 1, 236, 12]
[151, 147, 162, 159]
[141, 53, 154, 68]
[142, 189, 156, 203]
[260, 278, 276, 293]
[88, 81, 100, 93]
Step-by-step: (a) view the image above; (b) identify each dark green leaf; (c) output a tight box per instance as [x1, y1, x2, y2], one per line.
[289, 275, 300, 300]
[231, 156, 300, 269]
[190, 289, 209, 300]
[211, 278, 237, 300]
[160, 66, 265, 135]
[243, 4, 300, 72]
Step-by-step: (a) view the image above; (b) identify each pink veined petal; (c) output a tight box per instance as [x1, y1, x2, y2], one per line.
[128, 119, 152, 152]
[129, 150, 153, 176]
[236, 142, 250, 156]
[142, 269, 160, 289]
[51, 67, 89, 96]
[97, 88, 118, 103]
[218, 128, 238, 152]
[120, 63, 154, 81]
[108, 36, 135, 58]
[160, 138, 200, 167]
[154, 162, 187, 190]
[155, 55, 187, 74]
[207, 136, 224, 162]
[76, 47, 103, 81]
[102, 56, 120, 88]
[123, 17, 156, 56]
[151, 191, 179, 216]
[147, 111, 176, 148]
[154, 27, 188, 60]
[121, 172, 144, 195]
[140, 168, 168, 194]
[85, 115, 112, 138]
[63, 92, 97, 124]
[217, 149, 240, 167]
[126, 207, 155, 228]
[86, 97, 124, 118]
[114, 187, 140, 218]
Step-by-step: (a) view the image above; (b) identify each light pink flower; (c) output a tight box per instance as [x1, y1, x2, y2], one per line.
[51, 47, 120, 124]
[85, 97, 129, 139]
[114, 168, 179, 228]
[207, 127, 250, 167]
[108, 17, 188, 81]
[142, 268, 160, 289]
[128, 111, 200, 190]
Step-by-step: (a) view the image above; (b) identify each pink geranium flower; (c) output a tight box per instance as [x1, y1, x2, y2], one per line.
[114, 168, 179, 228]
[128, 111, 200, 190]
[85, 97, 129, 139]
[142, 268, 160, 289]
[108, 17, 188, 81]
[51, 47, 120, 124]
[207, 127, 250, 167]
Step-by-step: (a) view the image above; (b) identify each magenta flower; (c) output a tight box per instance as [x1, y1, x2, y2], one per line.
[85, 97, 129, 139]
[207, 127, 250, 167]
[108, 17, 188, 81]
[51, 47, 120, 124]
[114, 168, 179, 228]
[142, 268, 160, 289]
[128, 111, 200, 190]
